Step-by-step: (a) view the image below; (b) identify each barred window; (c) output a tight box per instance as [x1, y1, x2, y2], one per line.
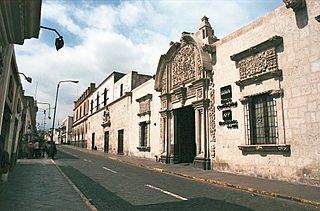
[140, 122, 148, 147]
[245, 94, 278, 145]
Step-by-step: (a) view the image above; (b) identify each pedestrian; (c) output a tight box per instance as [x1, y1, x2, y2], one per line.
[48, 141, 57, 159]
[34, 140, 40, 158]
[27, 141, 34, 159]
[39, 141, 45, 158]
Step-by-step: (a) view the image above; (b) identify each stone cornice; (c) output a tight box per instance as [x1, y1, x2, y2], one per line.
[230, 36, 283, 62]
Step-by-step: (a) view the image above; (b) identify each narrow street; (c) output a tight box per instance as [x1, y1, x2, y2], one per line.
[2, 145, 316, 210]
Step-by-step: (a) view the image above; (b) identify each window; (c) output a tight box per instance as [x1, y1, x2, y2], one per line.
[80, 106, 82, 117]
[8, 75, 14, 102]
[120, 84, 123, 97]
[96, 93, 99, 109]
[103, 88, 108, 106]
[140, 122, 148, 147]
[245, 94, 278, 145]
[90, 100, 94, 113]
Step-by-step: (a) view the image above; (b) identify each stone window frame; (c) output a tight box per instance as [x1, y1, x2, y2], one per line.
[231, 35, 283, 87]
[230, 36, 291, 155]
[136, 94, 152, 117]
[238, 90, 290, 155]
[137, 121, 151, 152]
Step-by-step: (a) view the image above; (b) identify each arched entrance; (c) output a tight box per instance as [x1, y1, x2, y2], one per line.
[155, 17, 218, 170]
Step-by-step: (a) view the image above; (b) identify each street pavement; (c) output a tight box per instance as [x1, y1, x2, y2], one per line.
[0, 145, 319, 211]
[0, 158, 90, 211]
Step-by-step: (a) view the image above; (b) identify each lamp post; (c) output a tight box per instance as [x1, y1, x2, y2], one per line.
[37, 102, 51, 119]
[50, 80, 79, 142]
[18, 72, 32, 83]
[40, 26, 64, 51]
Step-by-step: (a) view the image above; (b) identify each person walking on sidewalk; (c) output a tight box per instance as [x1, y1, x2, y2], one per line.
[48, 141, 57, 159]
[27, 141, 34, 159]
[34, 141, 40, 158]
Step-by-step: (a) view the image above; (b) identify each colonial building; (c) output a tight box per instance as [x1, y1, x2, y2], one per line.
[59, 116, 73, 144]
[155, 0, 320, 184]
[72, 83, 96, 148]
[72, 0, 319, 185]
[86, 71, 153, 154]
[0, 0, 41, 183]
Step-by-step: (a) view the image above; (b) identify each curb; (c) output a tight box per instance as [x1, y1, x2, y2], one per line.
[108, 156, 320, 206]
[50, 159, 98, 211]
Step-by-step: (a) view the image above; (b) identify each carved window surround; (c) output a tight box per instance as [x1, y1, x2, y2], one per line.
[231, 36, 283, 87]
[238, 144, 290, 155]
[235, 69, 282, 87]
[239, 89, 283, 103]
[137, 94, 152, 116]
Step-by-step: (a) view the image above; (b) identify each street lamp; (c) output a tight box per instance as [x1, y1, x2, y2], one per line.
[37, 102, 52, 119]
[18, 72, 32, 83]
[40, 26, 64, 51]
[50, 80, 79, 142]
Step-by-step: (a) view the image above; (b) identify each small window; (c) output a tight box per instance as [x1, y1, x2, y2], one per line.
[245, 94, 278, 145]
[96, 93, 99, 109]
[140, 122, 148, 147]
[120, 84, 123, 97]
[104, 88, 108, 106]
[90, 100, 94, 113]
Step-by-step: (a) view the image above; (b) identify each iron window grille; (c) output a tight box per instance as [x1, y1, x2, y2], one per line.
[244, 94, 278, 145]
[140, 122, 148, 147]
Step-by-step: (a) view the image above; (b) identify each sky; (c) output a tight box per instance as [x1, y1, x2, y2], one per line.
[15, 0, 284, 130]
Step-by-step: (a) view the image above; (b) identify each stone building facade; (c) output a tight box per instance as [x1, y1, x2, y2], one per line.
[72, 0, 319, 185]
[86, 71, 155, 156]
[154, 0, 320, 184]
[72, 83, 96, 148]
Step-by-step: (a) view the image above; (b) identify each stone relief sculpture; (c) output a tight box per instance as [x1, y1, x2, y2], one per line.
[238, 47, 278, 80]
[101, 106, 111, 127]
[171, 44, 196, 88]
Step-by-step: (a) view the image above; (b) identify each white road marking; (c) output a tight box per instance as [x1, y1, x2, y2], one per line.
[83, 159, 92, 162]
[103, 166, 117, 174]
[145, 184, 188, 201]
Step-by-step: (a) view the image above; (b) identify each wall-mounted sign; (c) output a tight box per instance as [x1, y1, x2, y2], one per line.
[218, 85, 238, 129]
[222, 110, 232, 121]
[220, 85, 232, 102]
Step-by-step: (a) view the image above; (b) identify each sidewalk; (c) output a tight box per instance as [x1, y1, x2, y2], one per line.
[66, 145, 320, 206]
[0, 158, 90, 211]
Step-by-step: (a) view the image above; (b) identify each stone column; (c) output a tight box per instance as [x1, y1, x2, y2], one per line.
[193, 99, 211, 170]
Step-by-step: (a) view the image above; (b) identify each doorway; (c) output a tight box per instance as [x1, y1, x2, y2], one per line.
[175, 105, 196, 163]
[104, 131, 109, 153]
[118, 129, 124, 154]
[91, 133, 95, 150]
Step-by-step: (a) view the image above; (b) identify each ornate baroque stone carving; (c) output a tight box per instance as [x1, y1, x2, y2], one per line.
[171, 44, 196, 88]
[101, 106, 111, 127]
[196, 88, 203, 100]
[161, 68, 167, 94]
[187, 86, 196, 98]
[238, 47, 278, 80]
[208, 85, 216, 158]
[283, 0, 305, 11]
